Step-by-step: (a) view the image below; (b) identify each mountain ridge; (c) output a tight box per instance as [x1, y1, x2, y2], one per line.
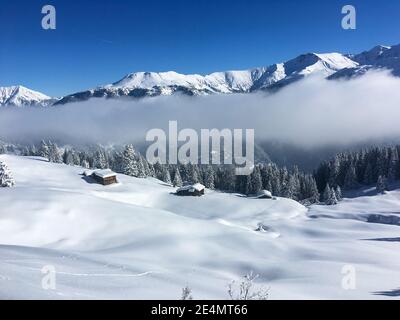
[1, 43, 399, 107]
[54, 51, 357, 105]
[0, 85, 55, 107]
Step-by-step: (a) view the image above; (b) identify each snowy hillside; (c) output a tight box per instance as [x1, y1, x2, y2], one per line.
[1, 154, 400, 299]
[0, 86, 54, 107]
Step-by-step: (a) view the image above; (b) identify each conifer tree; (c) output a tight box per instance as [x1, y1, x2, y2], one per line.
[335, 185, 342, 201]
[250, 166, 263, 195]
[203, 165, 215, 189]
[39, 140, 49, 160]
[344, 165, 358, 190]
[376, 175, 387, 194]
[322, 183, 337, 205]
[0, 161, 15, 187]
[161, 166, 172, 184]
[122, 144, 138, 176]
[172, 167, 183, 187]
[136, 155, 147, 178]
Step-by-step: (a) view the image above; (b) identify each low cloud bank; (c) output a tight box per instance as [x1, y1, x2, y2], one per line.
[1, 70, 400, 147]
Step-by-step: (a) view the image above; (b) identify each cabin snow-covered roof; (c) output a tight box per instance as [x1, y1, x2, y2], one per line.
[256, 190, 272, 198]
[93, 169, 116, 179]
[177, 183, 205, 192]
[83, 170, 94, 177]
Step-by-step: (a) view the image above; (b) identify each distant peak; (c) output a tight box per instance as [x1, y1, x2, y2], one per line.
[0, 85, 52, 107]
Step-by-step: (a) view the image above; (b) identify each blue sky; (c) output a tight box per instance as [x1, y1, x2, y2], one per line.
[1, 0, 400, 97]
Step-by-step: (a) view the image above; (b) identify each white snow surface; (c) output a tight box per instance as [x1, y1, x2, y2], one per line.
[1, 155, 400, 299]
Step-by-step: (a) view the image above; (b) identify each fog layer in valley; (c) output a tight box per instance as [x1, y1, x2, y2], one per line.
[1, 70, 399, 148]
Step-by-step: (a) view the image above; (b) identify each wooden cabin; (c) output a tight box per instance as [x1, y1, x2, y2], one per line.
[176, 183, 205, 196]
[92, 169, 118, 185]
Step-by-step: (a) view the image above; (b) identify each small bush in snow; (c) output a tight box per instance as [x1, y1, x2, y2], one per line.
[227, 271, 269, 300]
[376, 175, 388, 194]
[0, 161, 15, 187]
[322, 183, 338, 205]
[181, 286, 193, 300]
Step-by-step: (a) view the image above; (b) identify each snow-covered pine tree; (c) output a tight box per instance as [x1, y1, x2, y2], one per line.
[111, 151, 123, 173]
[335, 185, 342, 201]
[48, 142, 62, 163]
[172, 167, 183, 187]
[363, 162, 375, 185]
[322, 183, 331, 203]
[161, 166, 172, 184]
[0, 161, 15, 187]
[153, 162, 163, 180]
[330, 187, 338, 205]
[147, 162, 156, 178]
[94, 150, 108, 169]
[216, 166, 236, 192]
[136, 155, 147, 178]
[344, 165, 358, 190]
[236, 174, 252, 195]
[291, 166, 301, 200]
[301, 175, 320, 204]
[270, 168, 281, 197]
[250, 166, 263, 195]
[388, 147, 399, 182]
[203, 165, 215, 189]
[63, 149, 74, 165]
[322, 183, 337, 205]
[73, 152, 81, 166]
[187, 163, 200, 183]
[121, 144, 138, 177]
[377, 148, 389, 178]
[279, 167, 290, 197]
[140, 155, 152, 177]
[309, 176, 320, 203]
[22, 146, 30, 156]
[178, 164, 188, 182]
[39, 140, 49, 160]
[328, 156, 340, 187]
[81, 159, 90, 169]
[29, 145, 37, 156]
[376, 175, 388, 194]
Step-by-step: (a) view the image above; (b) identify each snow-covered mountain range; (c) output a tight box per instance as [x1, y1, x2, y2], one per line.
[0, 86, 55, 107]
[2, 44, 400, 107]
[55, 52, 357, 105]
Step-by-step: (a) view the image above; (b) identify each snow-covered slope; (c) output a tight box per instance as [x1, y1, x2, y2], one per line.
[0, 86, 54, 107]
[330, 45, 400, 79]
[252, 52, 358, 90]
[1, 154, 400, 299]
[55, 52, 357, 104]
